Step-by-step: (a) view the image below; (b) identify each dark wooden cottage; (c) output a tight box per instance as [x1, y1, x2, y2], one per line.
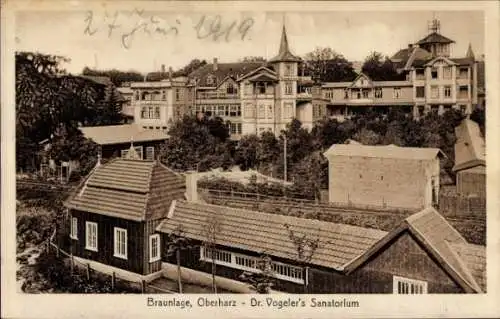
[79, 124, 169, 161]
[64, 151, 185, 279]
[155, 175, 485, 294]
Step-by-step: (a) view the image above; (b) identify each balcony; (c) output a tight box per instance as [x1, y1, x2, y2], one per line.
[297, 92, 312, 101]
[196, 92, 239, 100]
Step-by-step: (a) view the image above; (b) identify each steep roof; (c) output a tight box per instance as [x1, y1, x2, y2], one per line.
[156, 200, 387, 270]
[416, 32, 455, 45]
[79, 124, 169, 145]
[269, 25, 302, 63]
[466, 43, 475, 59]
[390, 46, 432, 70]
[65, 159, 185, 221]
[453, 119, 486, 172]
[345, 207, 485, 293]
[324, 144, 445, 161]
[188, 62, 264, 87]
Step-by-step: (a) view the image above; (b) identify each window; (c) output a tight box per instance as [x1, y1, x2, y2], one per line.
[175, 88, 181, 101]
[393, 88, 401, 99]
[285, 64, 293, 76]
[70, 217, 78, 240]
[227, 82, 235, 94]
[344, 89, 349, 99]
[283, 102, 294, 118]
[458, 86, 468, 99]
[362, 90, 369, 99]
[393, 276, 427, 294]
[374, 88, 383, 98]
[154, 106, 160, 119]
[356, 90, 361, 99]
[443, 67, 452, 79]
[114, 227, 127, 259]
[431, 86, 439, 99]
[141, 107, 147, 119]
[162, 90, 166, 100]
[258, 104, 265, 119]
[244, 104, 255, 118]
[85, 222, 98, 252]
[444, 86, 452, 98]
[145, 146, 154, 160]
[416, 86, 425, 98]
[245, 83, 253, 95]
[324, 89, 334, 99]
[284, 82, 293, 95]
[135, 91, 140, 100]
[216, 105, 225, 117]
[149, 234, 161, 262]
[257, 82, 266, 94]
[229, 105, 241, 117]
[431, 69, 438, 79]
[459, 67, 468, 78]
[267, 105, 274, 119]
[415, 68, 425, 79]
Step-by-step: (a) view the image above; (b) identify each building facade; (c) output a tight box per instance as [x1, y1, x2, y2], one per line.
[323, 144, 444, 211]
[322, 19, 480, 121]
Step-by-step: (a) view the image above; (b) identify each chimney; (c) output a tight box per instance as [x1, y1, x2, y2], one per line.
[161, 64, 166, 73]
[213, 58, 218, 71]
[185, 171, 198, 202]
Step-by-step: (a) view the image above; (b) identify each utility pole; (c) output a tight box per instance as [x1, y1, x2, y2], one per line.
[283, 135, 287, 182]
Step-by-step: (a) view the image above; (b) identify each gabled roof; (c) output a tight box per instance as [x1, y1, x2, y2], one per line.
[450, 57, 475, 66]
[65, 159, 185, 221]
[417, 32, 455, 45]
[269, 25, 302, 63]
[344, 207, 485, 293]
[391, 46, 432, 70]
[424, 56, 458, 67]
[156, 200, 387, 271]
[237, 66, 277, 82]
[349, 73, 373, 88]
[453, 119, 486, 172]
[189, 62, 265, 87]
[79, 124, 169, 145]
[324, 144, 445, 161]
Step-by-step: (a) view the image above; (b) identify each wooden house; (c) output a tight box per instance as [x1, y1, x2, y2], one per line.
[63, 148, 185, 279]
[452, 119, 486, 197]
[154, 174, 485, 294]
[79, 124, 169, 161]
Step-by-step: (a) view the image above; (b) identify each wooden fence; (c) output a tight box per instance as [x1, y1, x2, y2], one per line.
[47, 228, 175, 294]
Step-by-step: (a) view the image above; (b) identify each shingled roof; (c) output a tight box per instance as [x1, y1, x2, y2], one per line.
[65, 159, 185, 221]
[391, 46, 433, 70]
[156, 200, 387, 270]
[189, 62, 265, 87]
[345, 207, 486, 293]
[453, 119, 486, 172]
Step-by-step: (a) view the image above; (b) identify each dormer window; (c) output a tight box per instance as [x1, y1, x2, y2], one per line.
[207, 75, 215, 85]
[227, 82, 236, 94]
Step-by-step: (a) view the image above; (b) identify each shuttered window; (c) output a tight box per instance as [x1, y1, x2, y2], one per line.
[114, 227, 127, 259]
[85, 222, 98, 252]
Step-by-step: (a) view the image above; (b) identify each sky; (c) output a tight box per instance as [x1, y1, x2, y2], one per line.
[15, 9, 484, 75]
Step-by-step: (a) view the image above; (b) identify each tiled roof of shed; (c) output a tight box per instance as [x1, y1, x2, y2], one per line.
[65, 159, 185, 221]
[449, 242, 487, 292]
[80, 124, 169, 145]
[324, 144, 444, 161]
[156, 200, 387, 270]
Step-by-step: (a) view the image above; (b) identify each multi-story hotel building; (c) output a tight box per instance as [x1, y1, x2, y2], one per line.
[125, 19, 482, 139]
[322, 19, 481, 121]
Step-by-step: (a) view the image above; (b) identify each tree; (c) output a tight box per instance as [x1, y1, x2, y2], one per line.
[361, 51, 404, 81]
[291, 151, 328, 201]
[303, 47, 357, 82]
[238, 253, 275, 293]
[202, 215, 222, 293]
[283, 223, 321, 293]
[175, 59, 208, 77]
[257, 131, 280, 175]
[235, 134, 259, 170]
[81, 67, 144, 87]
[165, 225, 194, 293]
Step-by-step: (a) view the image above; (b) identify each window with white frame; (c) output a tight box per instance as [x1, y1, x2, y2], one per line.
[70, 217, 78, 239]
[393, 276, 427, 294]
[374, 87, 383, 99]
[444, 86, 452, 98]
[114, 227, 127, 259]
[149, 234, 161, 262]
[199, 246, 304, 284]
[85, 222, 98, 251]
[344, 89, 349, 99]
[145, 146, 155, 160]
[284, 82, 293, 95]
[443, 66, 452, 79]
[393, 88, 401, 99]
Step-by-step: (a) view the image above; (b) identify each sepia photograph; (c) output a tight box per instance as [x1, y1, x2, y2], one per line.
[2, 1, 499, 318]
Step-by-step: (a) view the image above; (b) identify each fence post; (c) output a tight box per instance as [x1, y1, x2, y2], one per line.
[86, 264, 91, 281]
[111, 272, 116, 290]
[141, 280, 146, 293]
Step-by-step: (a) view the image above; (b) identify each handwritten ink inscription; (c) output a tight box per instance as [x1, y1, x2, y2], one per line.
[84, 9, 255, 49]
